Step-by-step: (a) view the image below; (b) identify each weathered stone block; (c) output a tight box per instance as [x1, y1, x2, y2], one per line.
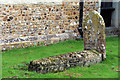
[28, 50, 102, 74]
[51, 38, 60, 44]
[83, 10, 106, 60]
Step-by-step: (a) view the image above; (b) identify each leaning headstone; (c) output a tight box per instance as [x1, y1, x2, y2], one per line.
[83, 10, 106, 60]
[28, 10, 106, 74]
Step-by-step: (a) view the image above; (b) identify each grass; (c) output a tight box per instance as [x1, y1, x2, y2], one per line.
[1, 37, 119, 78]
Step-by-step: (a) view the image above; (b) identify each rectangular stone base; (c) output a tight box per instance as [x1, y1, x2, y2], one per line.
[28, 50, 102, 74]
[0, 33, 76, 52]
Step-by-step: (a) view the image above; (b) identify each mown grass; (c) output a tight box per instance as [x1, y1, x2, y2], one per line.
[2, 37, 119, 78]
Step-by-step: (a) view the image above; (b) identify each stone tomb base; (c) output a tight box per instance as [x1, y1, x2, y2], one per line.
[28, 50, 102, 74]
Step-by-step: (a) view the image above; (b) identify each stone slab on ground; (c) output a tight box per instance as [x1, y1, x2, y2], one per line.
[28, 50, 102, 74]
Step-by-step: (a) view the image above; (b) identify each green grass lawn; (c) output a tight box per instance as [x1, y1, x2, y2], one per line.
[1, 37, 119, 78]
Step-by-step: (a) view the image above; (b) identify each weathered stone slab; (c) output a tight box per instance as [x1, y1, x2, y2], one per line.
[28, 50, 102, 74]
[83, 10, 106, 60]
[51, 38, 60, 44]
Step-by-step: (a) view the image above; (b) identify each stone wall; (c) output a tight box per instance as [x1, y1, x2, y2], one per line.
[111, 2, 119, 28]
[119, 1, 120, 28]
[0, 3, 79, 39]
[105, 27, 119, 37]
[0, 1, 100, 51]
[0, 33, 76, 51]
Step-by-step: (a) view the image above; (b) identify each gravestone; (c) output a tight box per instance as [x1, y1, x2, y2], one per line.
[83, 10, 106, 60]
[28, 10, 106, 74]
